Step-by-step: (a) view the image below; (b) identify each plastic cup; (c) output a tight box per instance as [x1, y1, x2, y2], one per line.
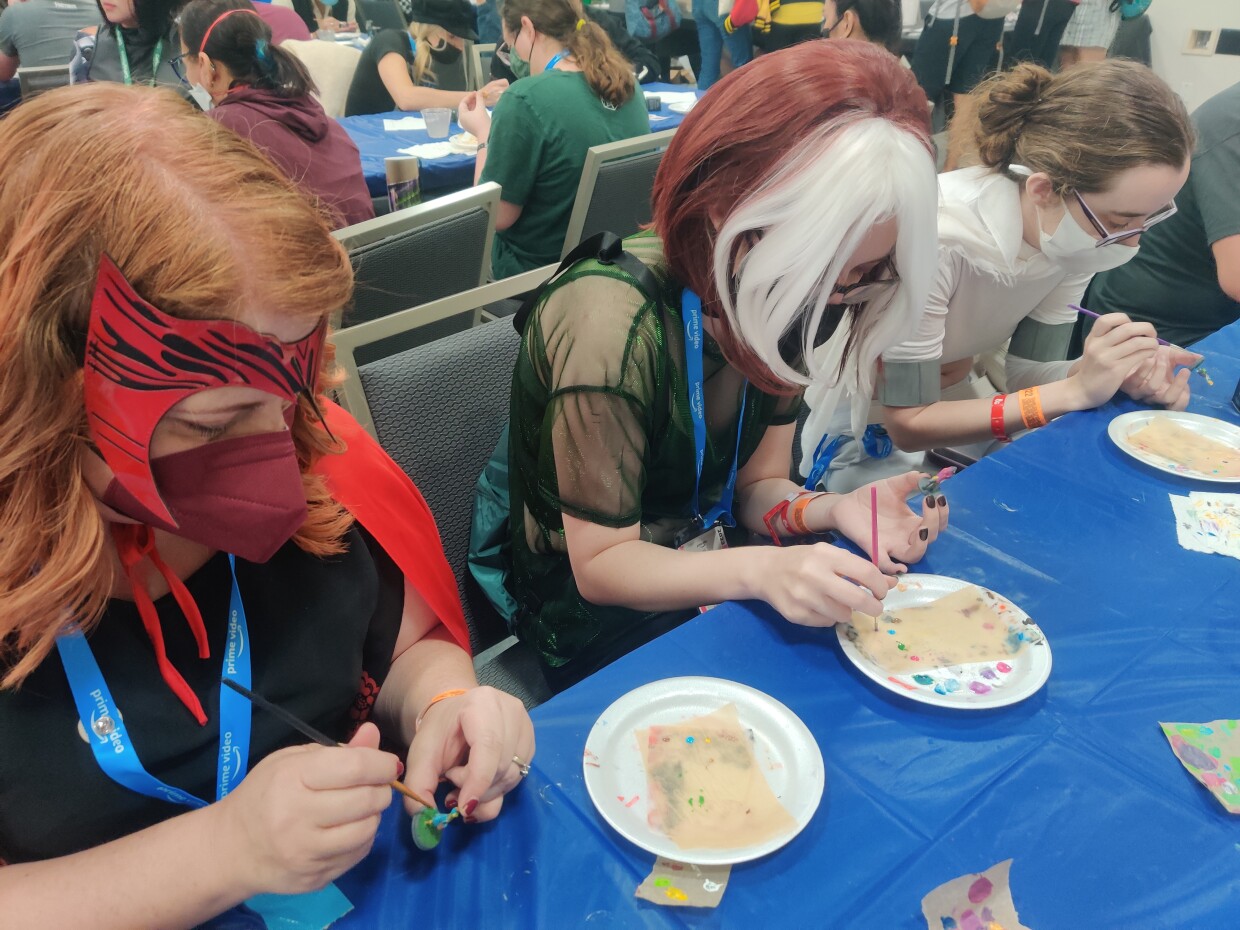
[423, 107, 451, 139]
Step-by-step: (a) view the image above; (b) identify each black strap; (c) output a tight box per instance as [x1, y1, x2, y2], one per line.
[513, 232, 663, 335]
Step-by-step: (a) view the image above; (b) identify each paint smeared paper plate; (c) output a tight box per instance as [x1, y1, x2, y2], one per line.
[1108, 410, 1240, 484]
[583, 677, 823, 865]
[836, 574, 1051, 710]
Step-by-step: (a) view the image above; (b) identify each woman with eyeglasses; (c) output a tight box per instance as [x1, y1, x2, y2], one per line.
[175, 0, 373, 229]
[500, 41, 950, 693]
[86, 0, 185, 92]
[799, 60, 1197, 494]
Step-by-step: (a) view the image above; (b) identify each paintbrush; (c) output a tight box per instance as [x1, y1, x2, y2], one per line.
[870, 485, 880, 632]
[1070, 304, 1213, 385]
[220, 677, 436, 811]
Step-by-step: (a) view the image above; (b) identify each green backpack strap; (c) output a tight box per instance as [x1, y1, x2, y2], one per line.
[512, 232, 664, 336]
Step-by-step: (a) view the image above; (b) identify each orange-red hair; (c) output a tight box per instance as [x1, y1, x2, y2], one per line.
[0, 84, 355, 688]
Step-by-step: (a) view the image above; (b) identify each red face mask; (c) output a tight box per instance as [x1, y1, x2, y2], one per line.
[83, 254, 325, 537]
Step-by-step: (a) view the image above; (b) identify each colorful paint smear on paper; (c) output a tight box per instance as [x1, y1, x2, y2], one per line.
[635, 856, 731, 908]
[847, 586, 1041, 677]
[920, 859, 1032, 930]
[636, 703, 794, 850]
[1129, 418, 1240, 478]
[1161, 720, 1240, 813]
[1169, 493, 1240, 562]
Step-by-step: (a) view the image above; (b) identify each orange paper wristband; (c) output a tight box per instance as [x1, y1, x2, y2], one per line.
[787, 493, 816, 535]
[415, 688, 468, 732]
[1017, 387, 1047, 430]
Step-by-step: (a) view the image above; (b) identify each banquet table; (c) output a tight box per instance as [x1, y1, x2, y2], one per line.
[335, 322, 1240, 928]
[337, 82, 703, 199]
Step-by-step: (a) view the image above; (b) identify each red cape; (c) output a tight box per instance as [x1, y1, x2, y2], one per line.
[313, 402, 471, 655]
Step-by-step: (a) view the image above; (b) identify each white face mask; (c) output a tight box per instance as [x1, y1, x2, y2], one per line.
[189, 82, 213, 111]
[1035, 202, 1139, 274]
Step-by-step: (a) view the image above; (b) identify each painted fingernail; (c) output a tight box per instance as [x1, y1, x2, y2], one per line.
[925, 495, 936, 509]
[936, 495, 946, 507]
[445, 795, 459, 811]
[464, 799, 479, 816]
[919, 528, 929, 541]
[395, 760, 405, 778]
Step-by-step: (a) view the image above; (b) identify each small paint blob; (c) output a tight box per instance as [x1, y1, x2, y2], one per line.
[913, 674, 935, 685]
[968, 875, 993, 903]
[887, 629, 897, 636]
[665, 888, 688, 902]
[910, 656, 921, 662]
[940, 918, 958, 930]
[996, 662, 1012, 673]
[624, 795, 640, 808]
[703, 879, 723, 893]
[934, 682, 949, 695]
[698, 794, 705, 806]
[887, 676, 918, 692]
[980, 667, 998, 680]
[653, 878, 670, 888]
[982, 622, 995, 630]
[1175, 740, 1218, 770]
[944, 679, 962, 693]
[969, 681, 992, 695]
[897, 642, 907, 651]
[685, 736, 695, 744]
[1199, 726, 1215, 735]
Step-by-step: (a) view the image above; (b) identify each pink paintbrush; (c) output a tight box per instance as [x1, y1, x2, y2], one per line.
[870, 485, 880, 631]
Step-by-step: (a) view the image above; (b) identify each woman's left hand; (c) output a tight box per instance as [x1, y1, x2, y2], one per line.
[456, 91, 491, 139]
[828, 471, 949, 574]
[1120, 344, 1199, 411]
[402, 686, 535, 823]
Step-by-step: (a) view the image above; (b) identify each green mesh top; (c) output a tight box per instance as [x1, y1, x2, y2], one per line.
[508, 233, 802, 669]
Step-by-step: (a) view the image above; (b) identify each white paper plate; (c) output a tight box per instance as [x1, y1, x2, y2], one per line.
[582, 677, 824, 865]
[835, 574, 1051, 710]
[447, 132, 478, 153]
[668, 100, 696, 114]
[1108, 410, 1240, 484]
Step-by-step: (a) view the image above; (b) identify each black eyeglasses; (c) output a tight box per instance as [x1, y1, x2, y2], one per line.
[1071, 190, 1178, 247]
[830, 256, 900, 303]
[169, 52, 191, 83]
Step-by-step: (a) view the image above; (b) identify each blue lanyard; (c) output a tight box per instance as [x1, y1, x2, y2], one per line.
[682, 288, 747, 529]
[543, 48, 571, 72]
[56, 555, 252, 807]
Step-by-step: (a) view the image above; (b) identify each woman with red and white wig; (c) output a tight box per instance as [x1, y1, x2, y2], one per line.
[502, 39, 951, 691]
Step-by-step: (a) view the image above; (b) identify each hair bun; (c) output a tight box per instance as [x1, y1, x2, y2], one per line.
[972, 62, 1054, 169]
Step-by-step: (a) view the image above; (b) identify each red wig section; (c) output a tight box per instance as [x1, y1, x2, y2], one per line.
[651, 39, 932, 393]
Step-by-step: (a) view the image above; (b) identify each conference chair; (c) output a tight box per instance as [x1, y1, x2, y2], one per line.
[333, 182, 502, 361]
[333, 268, 559, 708]
[17, 64, 70, 100]
[469, 42, 496, 90]
[560, 129, 675, 259]
[281, 39, 362, 118]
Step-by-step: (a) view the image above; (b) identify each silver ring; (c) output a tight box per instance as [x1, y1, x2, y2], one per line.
[512, 754, 530, 777]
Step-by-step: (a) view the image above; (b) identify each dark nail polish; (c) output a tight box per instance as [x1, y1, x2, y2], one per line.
[925, 495, 936, 509]
[919, 528, 929, 541]
[464, 798, 479, 816]
[936, 495, 946, 507]
[445, 796, 458, 811]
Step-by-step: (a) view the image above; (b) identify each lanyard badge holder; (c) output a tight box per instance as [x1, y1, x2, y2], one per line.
[674, 289, 747, 554]
[56, 556, 352, 930]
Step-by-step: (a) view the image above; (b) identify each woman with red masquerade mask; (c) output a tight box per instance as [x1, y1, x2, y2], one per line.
[494, 40, 951, 693]
[0, 84, 533, 928]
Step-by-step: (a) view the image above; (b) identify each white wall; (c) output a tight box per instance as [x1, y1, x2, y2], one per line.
[1147, 0, 1240, 112]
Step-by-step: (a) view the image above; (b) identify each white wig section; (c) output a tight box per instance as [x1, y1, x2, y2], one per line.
[712, 115, 939, 439]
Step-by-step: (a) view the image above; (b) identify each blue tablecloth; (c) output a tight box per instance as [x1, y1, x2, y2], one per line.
[336, 323, 1240, 928]
[338, 82, 702, 199]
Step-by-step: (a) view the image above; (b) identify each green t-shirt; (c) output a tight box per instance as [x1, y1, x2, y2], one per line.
[1084, 81, 1240, 347]
[507, 234, 802, 668]
[481, 69, 651, 280]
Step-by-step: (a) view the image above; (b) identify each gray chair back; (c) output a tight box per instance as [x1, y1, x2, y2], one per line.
[17, 64, 70, 99]
[334, 183, 500, 361]
[560, 129, 675, 258]
[332, 268, 559, 706]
